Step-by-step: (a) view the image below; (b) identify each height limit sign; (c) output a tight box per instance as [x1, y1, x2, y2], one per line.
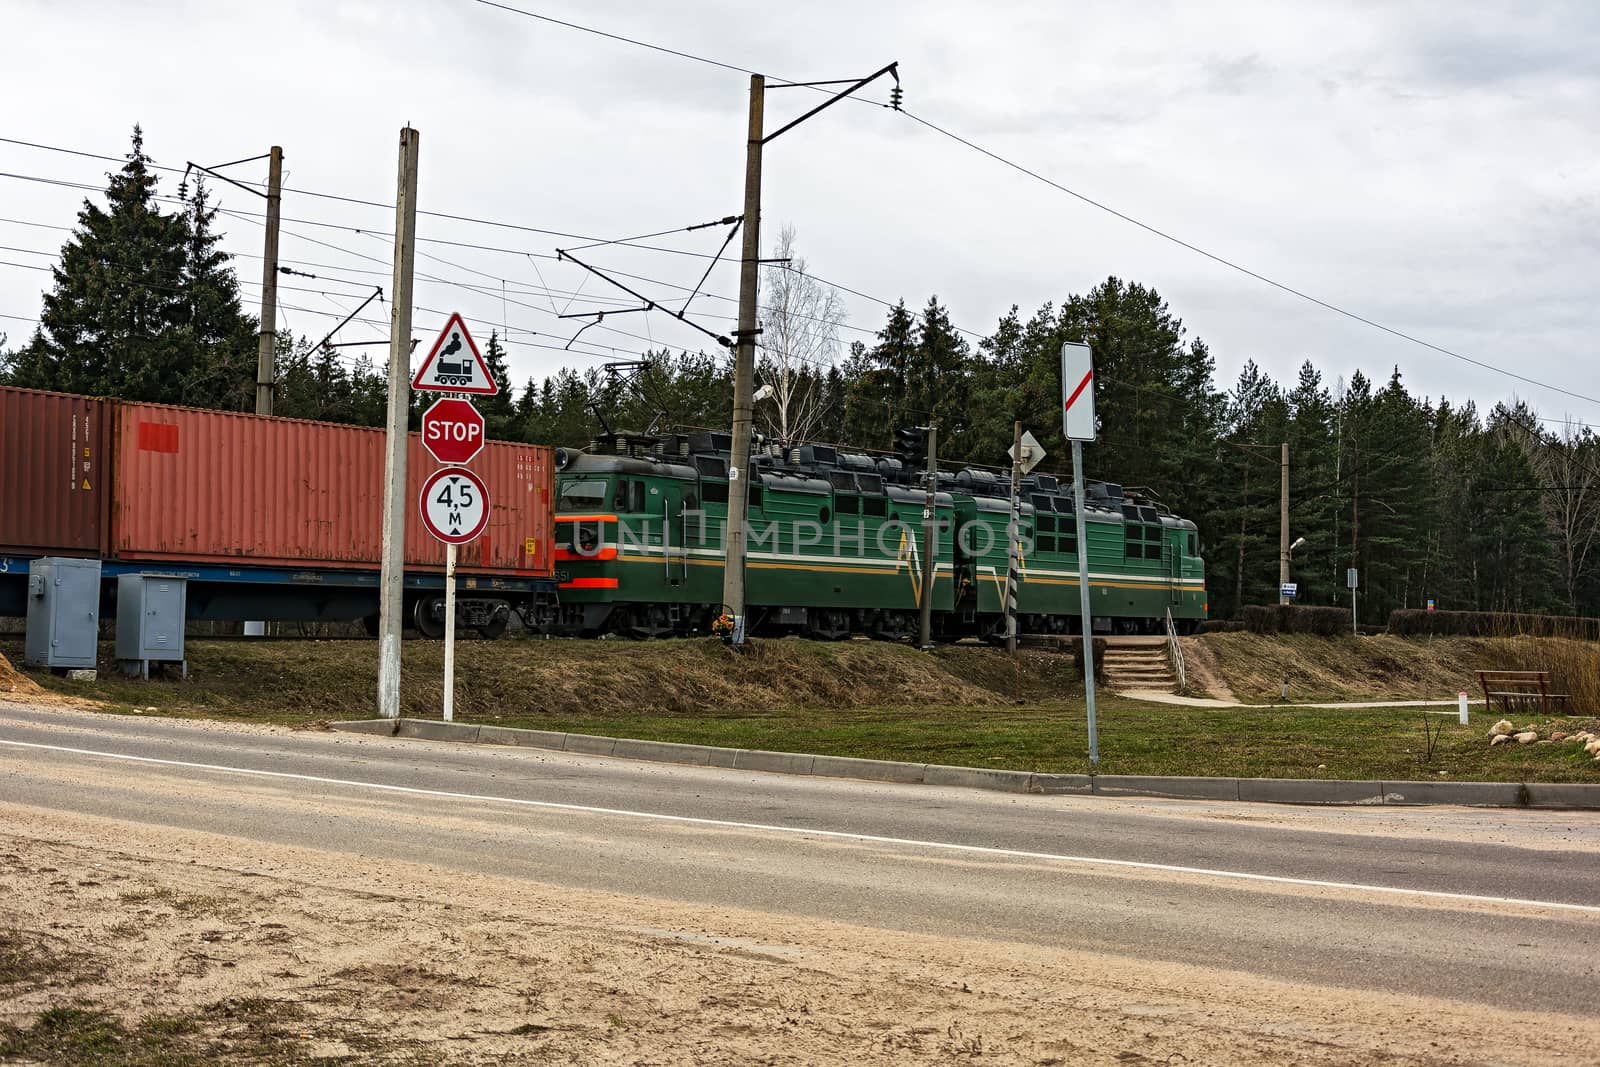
[420, 466, 490, 545]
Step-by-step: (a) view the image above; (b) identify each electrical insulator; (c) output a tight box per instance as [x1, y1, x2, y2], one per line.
[889, 85, 903, 111]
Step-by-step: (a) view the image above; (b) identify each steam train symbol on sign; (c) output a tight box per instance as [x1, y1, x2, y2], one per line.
[433, 332, 475, 386]
[412, 311, 499, 395]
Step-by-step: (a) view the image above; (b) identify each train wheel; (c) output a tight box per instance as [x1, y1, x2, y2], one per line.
[477, 617, 508, 640]
[412, 597, 446, 639]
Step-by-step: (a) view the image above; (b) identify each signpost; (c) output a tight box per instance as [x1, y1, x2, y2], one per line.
[413, 311, 498, 723]
[412, 312, 499, 395]
[421, 397, 486, 465]
[1347, 567, 1359, 636]
[1061, 340, 1100, 768]
[1004, 428, 1046, 655]
[1280, 582, 1299, 600]
[420, 465, 490, 723]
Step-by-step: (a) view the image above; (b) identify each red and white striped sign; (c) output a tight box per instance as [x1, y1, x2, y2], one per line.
[1061, 341, 1096, 442]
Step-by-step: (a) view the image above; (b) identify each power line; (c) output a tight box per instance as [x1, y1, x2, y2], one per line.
[460, 5, 1600, 414]
[469, 0, 752, 76]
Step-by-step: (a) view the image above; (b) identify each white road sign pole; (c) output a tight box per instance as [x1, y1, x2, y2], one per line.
[443, 542, 457, 722]
[1072, 439, 1099, 767]
[1063, 341, 1099, 768]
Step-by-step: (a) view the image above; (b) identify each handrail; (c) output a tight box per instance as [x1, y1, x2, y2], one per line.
[1164, 607, 1187, 693]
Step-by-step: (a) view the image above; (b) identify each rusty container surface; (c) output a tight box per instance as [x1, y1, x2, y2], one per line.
[0, 386, 111, 557]
[111, 402, 553, 576]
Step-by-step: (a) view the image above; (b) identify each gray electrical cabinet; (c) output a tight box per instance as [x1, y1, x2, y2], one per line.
[115, 573, 188, 680]
[24, 557, 103, 671]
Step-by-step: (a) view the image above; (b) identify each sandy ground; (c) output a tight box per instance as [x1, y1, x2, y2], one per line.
[2, 800, 1596, 1065]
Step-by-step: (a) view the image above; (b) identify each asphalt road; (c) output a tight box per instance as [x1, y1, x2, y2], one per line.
[3, 701, 1598, 1014]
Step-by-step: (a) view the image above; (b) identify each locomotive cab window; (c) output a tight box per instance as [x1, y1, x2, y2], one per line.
[558, 479, 609, 512]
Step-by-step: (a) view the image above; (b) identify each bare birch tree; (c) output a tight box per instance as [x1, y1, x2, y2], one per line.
[1503, 414, 1600, 608]
[757, 225, 845, 447]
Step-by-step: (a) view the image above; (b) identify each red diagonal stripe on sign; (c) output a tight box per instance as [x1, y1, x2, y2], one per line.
[1064, 369, 1094, 411]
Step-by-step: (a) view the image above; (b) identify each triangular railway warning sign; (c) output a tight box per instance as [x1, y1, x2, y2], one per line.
[412, 312, 499, 395]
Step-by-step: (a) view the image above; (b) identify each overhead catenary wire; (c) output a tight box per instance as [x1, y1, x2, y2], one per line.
[455, 4, 1600, 415]
[6, 126, 1597, 427]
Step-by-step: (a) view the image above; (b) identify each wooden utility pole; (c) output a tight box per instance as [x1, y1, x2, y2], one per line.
[377, 127, 420, 719]
[918, 425, 937, 648]
[722, 74, 765, 647]
[1278, 441, 1290, 604]
[254, 146, 282, 416]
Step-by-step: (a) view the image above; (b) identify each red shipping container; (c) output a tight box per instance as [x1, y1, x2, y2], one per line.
[110, 402, 553, 576]
[0, 386, 111, 557]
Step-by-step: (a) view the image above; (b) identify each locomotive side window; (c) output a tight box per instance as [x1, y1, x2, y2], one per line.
[1125, 522, 1162, 560]
[862, 495, 887, 517]
[631, 481, 647, 514]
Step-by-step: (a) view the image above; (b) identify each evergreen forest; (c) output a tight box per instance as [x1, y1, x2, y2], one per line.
[4, 130, 1596, 624]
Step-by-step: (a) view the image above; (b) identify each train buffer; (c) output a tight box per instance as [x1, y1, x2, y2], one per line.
[1475, 669, 1569, 716]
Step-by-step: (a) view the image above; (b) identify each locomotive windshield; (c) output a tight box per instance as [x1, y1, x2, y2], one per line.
[557, 478, 609, 512]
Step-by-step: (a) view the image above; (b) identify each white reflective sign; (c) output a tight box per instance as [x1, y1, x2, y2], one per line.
[1061, 342, 1096, 442]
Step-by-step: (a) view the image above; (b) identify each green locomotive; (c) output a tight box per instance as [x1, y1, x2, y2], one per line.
[552, 431, 1206, 639]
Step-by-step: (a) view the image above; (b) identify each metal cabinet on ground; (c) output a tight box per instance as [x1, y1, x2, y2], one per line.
[24, 557, 102, 671]
[115, 573, 187, 679]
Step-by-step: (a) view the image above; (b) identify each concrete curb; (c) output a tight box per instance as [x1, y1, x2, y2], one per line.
[329, 719, 1600, 809]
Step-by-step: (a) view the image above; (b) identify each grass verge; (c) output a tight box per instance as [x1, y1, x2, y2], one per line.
[4, 637, 1598, 783]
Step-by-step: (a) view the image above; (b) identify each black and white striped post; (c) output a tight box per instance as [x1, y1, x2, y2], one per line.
[1005, 420, 1023, 656]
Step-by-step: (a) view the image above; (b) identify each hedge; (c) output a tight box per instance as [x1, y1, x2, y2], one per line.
[1242, 604, 1354, 636]
[1196, 619, 1243, 634]
[1386, 609, 1600, 640]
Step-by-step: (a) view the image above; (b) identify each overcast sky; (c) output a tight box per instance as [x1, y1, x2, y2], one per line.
[2, 0, 1596, 430]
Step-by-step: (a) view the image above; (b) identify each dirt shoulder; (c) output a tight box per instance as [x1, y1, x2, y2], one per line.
[3, 802, 1595, 1065]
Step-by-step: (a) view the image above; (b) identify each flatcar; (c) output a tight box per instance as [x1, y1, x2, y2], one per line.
[552, 430, 1206, 639]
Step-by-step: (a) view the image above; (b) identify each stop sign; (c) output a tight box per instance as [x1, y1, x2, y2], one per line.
[421, 397, 486, 465]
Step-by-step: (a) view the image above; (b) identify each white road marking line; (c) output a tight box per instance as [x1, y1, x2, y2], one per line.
[3, 735, 1597, 916]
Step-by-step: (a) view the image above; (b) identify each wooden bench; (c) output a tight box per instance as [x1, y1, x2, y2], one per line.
[1475, 670, 1570, 716]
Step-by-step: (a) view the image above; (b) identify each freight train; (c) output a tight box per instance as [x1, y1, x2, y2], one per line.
[0, 386, 558, 636]
[552, 431, 1207, 639]
[1, 386, 1207, 640]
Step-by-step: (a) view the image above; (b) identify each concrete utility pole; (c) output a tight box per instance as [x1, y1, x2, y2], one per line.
[720, 61, 898, 646]
[378, 127, 420, 720]
[1005, 420, 1023, 656]
[722, 74, 765, 647]
[254, 146, 282, 417]
[918, 425, 937, 648]
[1278, 441, 1290, 605]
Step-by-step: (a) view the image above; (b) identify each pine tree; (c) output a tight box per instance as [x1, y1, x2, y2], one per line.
[909, 297, 971, 447]
[1285, 361, 1339, 605]
[478, 331, 519, 440]
[14, 126, 190, 400]
[170, 176, 258, 409]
